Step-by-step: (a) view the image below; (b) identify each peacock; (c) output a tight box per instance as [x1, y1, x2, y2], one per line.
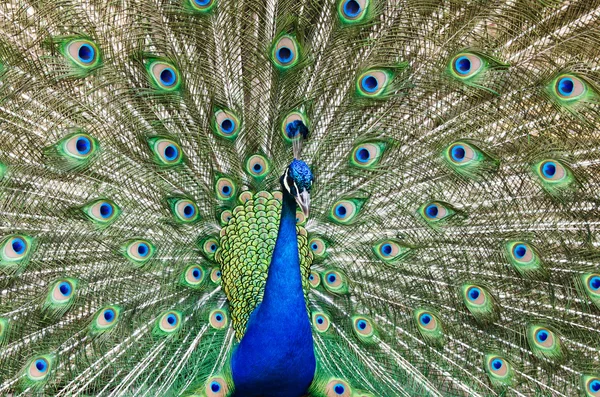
[1, 0, 600, 395]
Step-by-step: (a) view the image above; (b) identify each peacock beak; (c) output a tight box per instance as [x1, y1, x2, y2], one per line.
[296, 189, 310, 218]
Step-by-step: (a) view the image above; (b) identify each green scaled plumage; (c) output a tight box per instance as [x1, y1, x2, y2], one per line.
[1, 0, 600, 396]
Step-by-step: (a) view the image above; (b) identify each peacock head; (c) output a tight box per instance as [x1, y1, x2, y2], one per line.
[281, 159, 314, 217]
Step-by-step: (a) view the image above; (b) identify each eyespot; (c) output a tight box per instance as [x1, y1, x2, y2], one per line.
[325, 379, 352, 397]
[450, 53, 484, 79]
[83, 199, 120, 225]
[460, 284, 497, 322]
[527, 324, 562, 360]
[62, 133, 97, 160]
[27, 356, 52, 381]
[271, 35, 300, 70]
[447, 142, 476, 164]
[553, 74, 587, 102]
[50, 279, 76, 304]
[373, 239, 410, 264]
[210, 268, 222, 284]
[93, 305, 121, 331]
[215, 177, 237, 200]
[309, 236, 328, 258]
[65, 39, 100, 68]
[246, 154, 270, 180]
[581, 273, 600, 309]
[309, 270, 321, 288]
[350, 142, 386, 169]
[583, 375, 600, 397]
[483, 354, 514, 387]
[214, 109, 240, 139]
[147, 137, 183, 166]
[419, 201, 455, 224]
[322, 270, 349, 294]
[295, 209, 306, 225]
[352, 315, 376, 342]
[356, 70, 392, 98]
[169, 198, 199, 223]
[205, 376, 229, 397]
[538, 160, 566, 182]
[220, 209, 233, 225]
[181, 264, 205, 288]
[157, 311, 182, 334]
[123, 240, 155, 264]
[338, 0, 369, 23]
[281, 111, 309, 143]
[330, 198, 365, 225]
[189, 0, 215, 12]
[147, 60, 181, 91]
[312, 311, 330, 332]
[465, 286, 485, 305]
[1, 234, 34, 263]
[532, 159, 575, 196]
[414, 309, 444, 346]
[209, 309, 228, 329]
[200, 237, 219, 260]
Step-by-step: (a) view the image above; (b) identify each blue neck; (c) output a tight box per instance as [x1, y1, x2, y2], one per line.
[231, 191, 316, 397]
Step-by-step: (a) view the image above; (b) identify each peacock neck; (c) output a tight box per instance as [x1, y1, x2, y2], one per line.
[231, 189, 316, 397]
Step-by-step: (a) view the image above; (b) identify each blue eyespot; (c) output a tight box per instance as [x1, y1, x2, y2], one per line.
[276, 47, 293, 64]
[491, 358, 503, 370]
[328, 274, 337, 283]
[194, 0, 211, 4]
[167, 314, 177, 326]
[468, 287, 480, 301]
[381, 243, 393, 256]
[210, 381, 221, 392]
[589, 276, 600, 290]
[12, 238, 26, 255]
[343, 0, 361, 17]
[451, 145, 466, 162]
[103, 309, 115, 322]
[216, 270, 221, 277]
[220, 119, 234, 133]
[35, 359, 48, 373]
[183, 204, 195, 218]
[78, 44, 95, 63]
[334, 384, 346, 395]
[316, 315, 325, 324]
[192, 268, 201, 279]
[590, 380, 600, 392]
[59, 281, 72, 297]
[455, 56, 471, 75]
[361, 75, 379, 93]
[215, 313, 223, 322]
[76, 137, 91, 155]
[541, 161, 556, 178]
[99, 203, 113, 218]
[557, 77, 574, 96]
[425, 204, 438, 218]
[513, 244, 527, 259]
[311, 243, 318, 251]
[419, 313, 431, 326]
[164, 144, 179, 161]
[137, 243, 149, 257]
[536, 329, 549, 343]
[356, 148, 370, 163]
[253, 163, 263, 172]
[357, 320, 367, 330]
[159, 68, 176, 86]
[335, 204, 347, 218]
[221, 185, 231, 196]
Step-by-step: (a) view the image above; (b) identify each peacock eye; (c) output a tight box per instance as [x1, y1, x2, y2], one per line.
[50, 279, 77, 304]
[373, 239, 411, 264]
[583, 375, 600, 396]
[329, 198, 366, 225]
[325, 379, 352, 397]
[210, 267, 222, 284]
[281, 111, 309, 143]
[352, 315, 376, 343]
[65, 39, 100, 68]
[91, 305, 121, 333]
[1, 234, 34, 263]
[83, 199, 121, 225]
[450, 53, 484, 79]
[538, 160, 566, 182]
[215, 177, 237, 200]
[356, 69, 392, 98]
[338, 0, 369, 23]
[483, 354, 514, 387]
[213, 109, 241, 139]
[350, 141, 386, 169]
[62, 133, 97, 160]
[168, 198, 199, 223]
[447, 142, 479, 164]
[147, 137, 183, 166]
[180, 264, 206, 289]
[205, 376, 229, 397]
[146, 60, 181, 91]
[527, 324, 563, 360]
[209, 309, 229, 329]
[312, 311, 331, 332]
[246, 154, 270, 179]
[308, 270, 321, 288]
[322, 269, 349, 294]
[419, 201, 456, 225]
[157, 311, 182, 334]
[271, 35, 300, 70]
[552, 74, 587, 102]
[123, 240, 155, 264]
[26, 356, 52, 381]
[309, 236, 328, 259]
[189, 0, 215, 12]
[200, 236, 219, 260]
